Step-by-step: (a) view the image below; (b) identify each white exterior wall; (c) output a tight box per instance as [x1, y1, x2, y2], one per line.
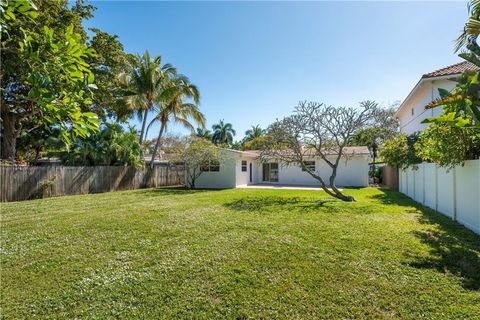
[194, 150, 369, 188]
[193, 153, 237, 189]
[399, 161, 480, 234]
[260, 156, 369, 187]
[397, 79, 456, 135]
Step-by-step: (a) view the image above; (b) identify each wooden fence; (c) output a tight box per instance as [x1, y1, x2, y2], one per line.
[0, 165, 185, 202]
[382, 165, 399, 191]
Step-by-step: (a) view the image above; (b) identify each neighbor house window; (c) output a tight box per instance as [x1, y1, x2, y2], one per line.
[241, 160, 247, 172]
[201, 161, 220, 172]
[302, 161, 315, 172]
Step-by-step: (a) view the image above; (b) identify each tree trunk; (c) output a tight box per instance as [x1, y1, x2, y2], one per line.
[149, 120, 166, 168]
[329, 170, 355, 202]
[1, 112, 17, 161]
[139, 109, 149, 144]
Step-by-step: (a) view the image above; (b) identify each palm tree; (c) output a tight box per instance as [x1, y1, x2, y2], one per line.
[196, 128, 212, 140]
[212, 120, 236, 146]
[148, 74, 204, 168]
[456, 0, 480, 52]
[118, 50, 176, 145]
[244, 125, 264, 141]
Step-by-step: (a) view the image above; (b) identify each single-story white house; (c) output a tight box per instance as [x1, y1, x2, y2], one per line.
[193, 146, 370, 189]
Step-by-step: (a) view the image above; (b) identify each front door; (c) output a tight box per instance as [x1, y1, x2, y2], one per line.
[262, 163, 279, 182]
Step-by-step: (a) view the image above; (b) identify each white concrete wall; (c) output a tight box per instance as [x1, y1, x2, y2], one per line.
[397, 79, 456, 135]
[258, 156, 369, 187]
[193, 155, 237, 189]
[399, 160, 480, 234]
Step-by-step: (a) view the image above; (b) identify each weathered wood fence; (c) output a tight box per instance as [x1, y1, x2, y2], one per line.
[0, 165, 185, 202]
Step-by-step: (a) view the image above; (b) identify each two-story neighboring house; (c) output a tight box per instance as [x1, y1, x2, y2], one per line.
[394, 61, 480, 234]
[395, 61, 479, 135]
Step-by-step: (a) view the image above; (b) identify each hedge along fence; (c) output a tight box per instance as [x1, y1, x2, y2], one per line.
[399, 160, 480, 234]
[0, 165, 186, 202]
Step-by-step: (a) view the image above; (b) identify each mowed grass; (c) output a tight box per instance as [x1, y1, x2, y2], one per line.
[1, 187, 479, 319]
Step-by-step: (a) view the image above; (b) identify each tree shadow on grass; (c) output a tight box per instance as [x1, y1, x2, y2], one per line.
[224, 196, 338, 213]
[371, 188, 480, 290]
[135, 187, 224, 197]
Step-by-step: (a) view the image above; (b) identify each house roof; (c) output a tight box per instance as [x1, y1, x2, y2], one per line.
[422, 61, 479, 79]
[396, 61, 479, 117]
[230, 146, 370, 157]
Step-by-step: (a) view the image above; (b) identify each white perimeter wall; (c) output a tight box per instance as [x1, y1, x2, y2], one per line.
[399, 160, 480, 234]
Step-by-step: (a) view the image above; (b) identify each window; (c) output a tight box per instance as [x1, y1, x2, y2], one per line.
[302, 161, 315, 172]
[201, 160, 220, 172]
[241, 160, 247, 172]
[411, 108, 414, 116]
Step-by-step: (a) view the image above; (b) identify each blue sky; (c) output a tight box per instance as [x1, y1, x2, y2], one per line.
[85, 1, 468, 140]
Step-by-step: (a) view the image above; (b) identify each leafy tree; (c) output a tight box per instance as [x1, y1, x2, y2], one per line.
[148, 74, 204, 168]
[380, 133, 421, 169]
[1, 0, 131, 162]
[17, 127, 63, 164]
[1, 18, 99, 161]
[242, 136, 266, 150]
[350, 104, 399, 170]
[260, 100, 380, 202]
[178, 138, 220, 188]
[415, 123, 480, 169]
[87, 28, 133, 120]
[195, 127, 212, 140]
[59, 122, 143, 167]
[212, 120, 236, 146]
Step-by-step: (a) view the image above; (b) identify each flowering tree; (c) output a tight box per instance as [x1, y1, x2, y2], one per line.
[260, 100, 380, 202]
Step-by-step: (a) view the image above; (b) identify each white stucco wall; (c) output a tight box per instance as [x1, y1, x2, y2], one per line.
[397, 78, 456, 135]
[399, 160, 480, 234]
[192, 153, 237, 189]
[259, 156, 369, 187]
[194, 150, 369, 188]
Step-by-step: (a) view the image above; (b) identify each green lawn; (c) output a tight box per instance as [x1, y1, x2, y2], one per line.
[1, 187, 479, 319]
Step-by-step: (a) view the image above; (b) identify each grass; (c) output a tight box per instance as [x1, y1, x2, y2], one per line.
[1, 187, 479, 319]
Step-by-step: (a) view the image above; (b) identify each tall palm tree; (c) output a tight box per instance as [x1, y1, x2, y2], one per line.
[244, 125, 264, 141]
[196, 128, 212, 140]
[212, 120, 236, 146]
[148, 74, 204, 168]
[118, 50, 176, 144]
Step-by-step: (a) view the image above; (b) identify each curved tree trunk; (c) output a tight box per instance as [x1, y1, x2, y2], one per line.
[149, 119, 166, 168]
[301, 161, 356, 202]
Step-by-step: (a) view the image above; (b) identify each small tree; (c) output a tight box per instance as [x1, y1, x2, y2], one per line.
[415, 123, 480, 169]
[350, 104, 399, 171]
[179, 138, 221, 188]
[260, 100, 379, 202]
[381, 133, 422, 169]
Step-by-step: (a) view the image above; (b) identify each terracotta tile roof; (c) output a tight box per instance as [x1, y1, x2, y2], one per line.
[240, 146, 370, 156]
[422, 61, 479, 79]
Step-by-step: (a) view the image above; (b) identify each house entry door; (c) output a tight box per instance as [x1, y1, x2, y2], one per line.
[262, 163, 279, 182]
